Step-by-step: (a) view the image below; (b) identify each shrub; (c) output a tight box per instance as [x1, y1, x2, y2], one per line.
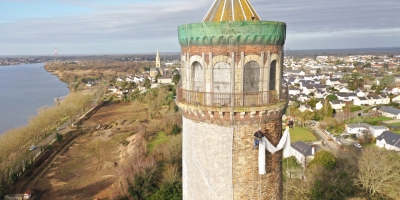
[169, 124, 181, 135]
[308, 151, 337, 169]
[55, 133, 63, 142]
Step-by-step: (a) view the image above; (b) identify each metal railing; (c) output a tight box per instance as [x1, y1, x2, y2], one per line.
[177, 87, 288, 107]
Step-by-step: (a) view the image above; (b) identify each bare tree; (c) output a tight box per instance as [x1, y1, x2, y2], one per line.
[357, 147, 400, 198]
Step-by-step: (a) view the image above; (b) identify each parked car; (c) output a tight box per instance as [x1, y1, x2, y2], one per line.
[354, 143, 362, 148]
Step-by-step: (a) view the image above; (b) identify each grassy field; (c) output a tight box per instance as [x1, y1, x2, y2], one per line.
[369, 116, 392, 121]
[148, 131, 168, 151]
[289, 126, 318, 142]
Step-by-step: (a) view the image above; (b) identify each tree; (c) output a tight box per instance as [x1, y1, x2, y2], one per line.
[144, 77, 151, 89]
[326, 94, 338, 101]
[283, 156, 303, 178]
[155, 73, 162, 83]
[357, 147, 400, 198]
[172, 74, 181, 85]
[362, 62, 371, 68]
[308, 151, 337, 170]
[55, 133, 63, 142]
[321, 99, 333, 118]
[383, 63, 389, 70]
[380, 75, 395, 88]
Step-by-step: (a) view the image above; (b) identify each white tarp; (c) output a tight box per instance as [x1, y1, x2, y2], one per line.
[258, 128, 291, 174]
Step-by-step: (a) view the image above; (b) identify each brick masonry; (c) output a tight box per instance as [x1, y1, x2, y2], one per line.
[232, 119, 283, 200]
[182, 45, 282, 63]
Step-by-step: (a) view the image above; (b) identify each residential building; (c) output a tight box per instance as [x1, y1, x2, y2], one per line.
[345, 123, 370, 137]
[376, 131, 400, 151]
[378, 106, 400, 119]
[369, 126, 389, 138]
[353, 96, 369, 106]
[298, 104, 313, 112]
[330, 100, 346, 111]
[290, 141, 315, 168]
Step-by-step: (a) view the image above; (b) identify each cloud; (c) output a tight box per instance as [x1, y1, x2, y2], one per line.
[0, 0, 399, 54]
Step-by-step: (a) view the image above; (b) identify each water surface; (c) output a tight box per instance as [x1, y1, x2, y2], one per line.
[0, 63, 69, 134]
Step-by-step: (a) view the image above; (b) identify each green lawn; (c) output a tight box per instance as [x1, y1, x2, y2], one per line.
[148, 131, 168, 151]
[350, 105, 362, 112]
[370, 116, 392, 121]
[289, 126, 318, 142]
[388, 122, 400, 126]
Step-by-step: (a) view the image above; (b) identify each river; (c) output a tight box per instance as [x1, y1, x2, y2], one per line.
[0, 63, 70, 134]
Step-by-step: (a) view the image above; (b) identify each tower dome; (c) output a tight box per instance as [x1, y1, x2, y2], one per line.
[202, 0, 261, 22]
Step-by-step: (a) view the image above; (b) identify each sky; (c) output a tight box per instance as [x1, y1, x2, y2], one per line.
[0, 0, 399, 55]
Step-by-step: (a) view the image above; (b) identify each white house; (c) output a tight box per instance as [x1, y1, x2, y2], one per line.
[315, 90, 328, 99]
[383, 87, 400, 95]
[330, 100, 346, 111]
[158, 77, 173, 84]
[336, 93, 357, 102]
[376, 131, 400, 151]
[378, 106, 400, 119]
[392, 95, 400, 103]
[339, 87, 351, 93]
[315, 101, 323, 110]
[380, 94, 390, 104]
[354, 88, 366, 97]
[296, 95, 310, 102]
[369, 126, 389, 138]
[298, 104, 313, 112]
[286, 70, 305, 76]
[353, 96, 369, 106]
[289, 88, 301, 95]
[290, 141, 315, 168]
[345, 123, 370, 137]
[302, 86, 316, 95]
[326, 78, 341, 86]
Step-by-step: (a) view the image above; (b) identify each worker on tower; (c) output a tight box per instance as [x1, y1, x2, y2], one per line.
[254, 127, 264, 149]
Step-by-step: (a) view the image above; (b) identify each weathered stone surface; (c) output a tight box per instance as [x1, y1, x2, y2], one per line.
[232, 119, 283, 200]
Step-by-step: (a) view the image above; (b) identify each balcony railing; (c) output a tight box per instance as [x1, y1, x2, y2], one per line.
[176, 87, 288, 107]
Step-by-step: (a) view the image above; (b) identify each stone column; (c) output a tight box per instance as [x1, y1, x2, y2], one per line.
[265, 51, 271, 104]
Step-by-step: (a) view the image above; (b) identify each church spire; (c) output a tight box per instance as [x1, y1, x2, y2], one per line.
[202, 0, 260, 22]
[155, 49, 161, 69]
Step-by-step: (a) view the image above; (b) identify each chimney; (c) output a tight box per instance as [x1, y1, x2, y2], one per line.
[311, 146, 315, 155]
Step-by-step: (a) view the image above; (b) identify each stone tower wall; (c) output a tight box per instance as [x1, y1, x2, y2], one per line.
[178, 20, 287, 200]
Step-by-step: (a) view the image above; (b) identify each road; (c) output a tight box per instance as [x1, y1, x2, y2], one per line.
[311, 122, 341, 155]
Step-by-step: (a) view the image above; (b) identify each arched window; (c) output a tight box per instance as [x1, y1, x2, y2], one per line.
[213, 62, 231, 105]
[270, 60, 276, 90]
[244, 61, 261, 106]
[192, 61, 203, 91]
[243, 61, 260, 93]
[213, 62, 231, 93]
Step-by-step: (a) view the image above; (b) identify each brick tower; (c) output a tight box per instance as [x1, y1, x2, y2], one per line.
[176, 0, 288, 199]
